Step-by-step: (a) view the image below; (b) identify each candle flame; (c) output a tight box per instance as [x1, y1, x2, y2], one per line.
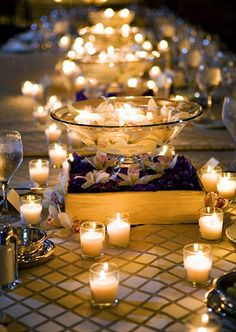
[99, 270, 106, 279]
[118, 8, 130, 18]
[116, 212, 121, 221]
[201, 313, 209, 325]
[92, 222, 96, 230]
[69, 153, 74, 162]
[36, 159, 43, 169]
[104, 8, 114, 18]
[103, 262, 109, 271]
[194, 243, 199, 252]
[49, 123, 57, 131]
[158, 40, 169, 52]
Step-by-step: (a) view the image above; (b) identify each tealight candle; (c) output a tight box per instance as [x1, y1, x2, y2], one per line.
[199, 207, 223, 242]
[107, 212, 130, 248]
[80, 222, 105, 260]
[217, 172, 236, 199]
[183, 243, 212, 287]
[48, 143, 67, 168]
[33, 106, 48, 125]
[45, 123, 62, 143]
[20, 195, 42, 226]
[199, 165, 222, 192]
[90, 262, 119, 309]
[29, 159, 49, 186]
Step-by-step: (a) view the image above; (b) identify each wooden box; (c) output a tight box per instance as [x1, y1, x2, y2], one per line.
[65, 190, 205, 225]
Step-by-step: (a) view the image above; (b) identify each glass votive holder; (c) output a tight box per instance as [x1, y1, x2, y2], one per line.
[29, 159, 49, 187]
[20, 195, 42, 227]
[106, 212, 130, 248]
[90, 262, 119, 309]
[198, 207, 224, 243]
[199, 165, 222, 193]
[45, 123, 62, 143]
[217, 172, 236, 200]
[33, 105, 48, 125]
[48, 143, 67, 168]
[183, 243, 212, 287]
[186, 312, 221, 332]
[80, 222, 105, 260]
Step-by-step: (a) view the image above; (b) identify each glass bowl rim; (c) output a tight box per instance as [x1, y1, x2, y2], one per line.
[50, 96, 203, 129]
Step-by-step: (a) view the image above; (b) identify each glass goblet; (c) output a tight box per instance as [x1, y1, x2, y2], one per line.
[222, 96, 236, 170]
[196, 60, 222, 127]
[0, 131, 23, 224]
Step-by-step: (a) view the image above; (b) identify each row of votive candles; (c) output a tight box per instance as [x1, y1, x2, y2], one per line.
[199, 165, 236, 199]
[89, 242, 215, 309]
[80, 213, 130, 260]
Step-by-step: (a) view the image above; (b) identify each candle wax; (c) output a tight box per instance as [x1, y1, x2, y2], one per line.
[107, 220, 130, 247]
[184, 253, 212, 283]
[30, 166, 49, 186]
[199, 215, 222, 240]
[81, 231, 103, 257]
[90, 273, 119, 303]
[20, 203, 42, 225]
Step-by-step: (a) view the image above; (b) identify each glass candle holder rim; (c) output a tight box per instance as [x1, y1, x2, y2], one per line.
[20, 194, 42, 204]
[183, 243, 212, 255]
[51, 96, 203, 129]
[89, 262, 119, 275]
[219, 171, 236, 178]
[106, 212, 130, 222]
[29, 159, 49, 165]
[199, 206, 223, 215]
[80, 221, 105, 231]
[48, 142, 67, 149]
[200, 165, 222, 173]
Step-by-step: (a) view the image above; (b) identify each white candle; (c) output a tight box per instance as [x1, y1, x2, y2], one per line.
[20, 202, 42, 225]
[45, 123, 62, 143]
[81, 229, 104, 257]
[29, 159, 49, 186]
[200, 166, 221, 192]
[90, 270, 119, 303]
[67, 130, 83, 148]
[199, 214, 223, 240]
[48, 143, 67, 168]
[107, 212, 130, 247]
[184, 244, 212, 284]
[33, 106, 48, 125]
[217, 177, 236, 199]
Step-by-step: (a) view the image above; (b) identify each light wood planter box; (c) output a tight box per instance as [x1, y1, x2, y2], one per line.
[65, 190, 205, 225]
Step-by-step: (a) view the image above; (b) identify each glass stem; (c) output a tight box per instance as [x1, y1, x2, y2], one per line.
[207, 94, 212, 109]
[1, 181, 9, 215]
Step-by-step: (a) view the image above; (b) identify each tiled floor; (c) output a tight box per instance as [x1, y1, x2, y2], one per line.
[0, 224, 235, 332]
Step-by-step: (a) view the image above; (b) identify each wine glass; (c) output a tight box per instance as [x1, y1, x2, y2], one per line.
[222, 96, 236, 170]
[196, 58, 222, 127]
[0, 131, 23, 224]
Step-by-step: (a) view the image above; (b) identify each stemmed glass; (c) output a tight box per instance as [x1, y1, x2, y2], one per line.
[0, 131, 23, 224]
[222, 96, 236, 170]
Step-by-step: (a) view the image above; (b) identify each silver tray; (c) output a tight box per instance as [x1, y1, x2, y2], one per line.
[19, 239, 55, 268]
[226, 224, 236, 244]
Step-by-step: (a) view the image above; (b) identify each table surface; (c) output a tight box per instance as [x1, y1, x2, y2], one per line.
[0, 50, 236, 332]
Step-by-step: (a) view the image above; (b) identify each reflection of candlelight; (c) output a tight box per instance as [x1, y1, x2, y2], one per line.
[21, 81, 43, 99]
[134, 33, 144, 44]
[104, 8, 114, 18]
[58, 35, 70, 49]
[62, 60, 78, 76]
[118, 8, 130, 18]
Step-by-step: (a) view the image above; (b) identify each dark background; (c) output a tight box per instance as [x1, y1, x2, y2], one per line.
[0, 0, 235, 51]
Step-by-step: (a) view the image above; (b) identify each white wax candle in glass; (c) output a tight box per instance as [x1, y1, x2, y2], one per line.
[45, 123, 62, 143]
[90, 262, 119, 309]
[48, 143, 67, 168]
[199, 165, 222, 192]
[198, 207, 223, 242]
[80, 222, 105, 260]
[29, 159, 49, 187]
[33, 106, 48, 125]
[217, 172, 236, 200]
[183, 243, 212, 287]
[107, 212, 130, 248]
[20, 195, 42, 226]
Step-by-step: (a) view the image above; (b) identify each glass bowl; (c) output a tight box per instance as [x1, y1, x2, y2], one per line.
[88, 9, 135, 27]
[51, 97, 202, 163]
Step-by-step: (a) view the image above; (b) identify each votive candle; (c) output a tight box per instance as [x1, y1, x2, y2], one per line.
[33, 106, 48, 125]
[107, 212, 130, 248]
[20, 195, 42, 226]
[217, 172, 236, 200]
[45, 123, 62, 143]
[199, 207, 223, 242]
[29, 159, 49, 186]
[183, 243, 212, 286]
[80, 222, 105, 259]
[199, 165, 222, 192]
[90, 262, 119, 309]
[48, 143, 67, 168]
